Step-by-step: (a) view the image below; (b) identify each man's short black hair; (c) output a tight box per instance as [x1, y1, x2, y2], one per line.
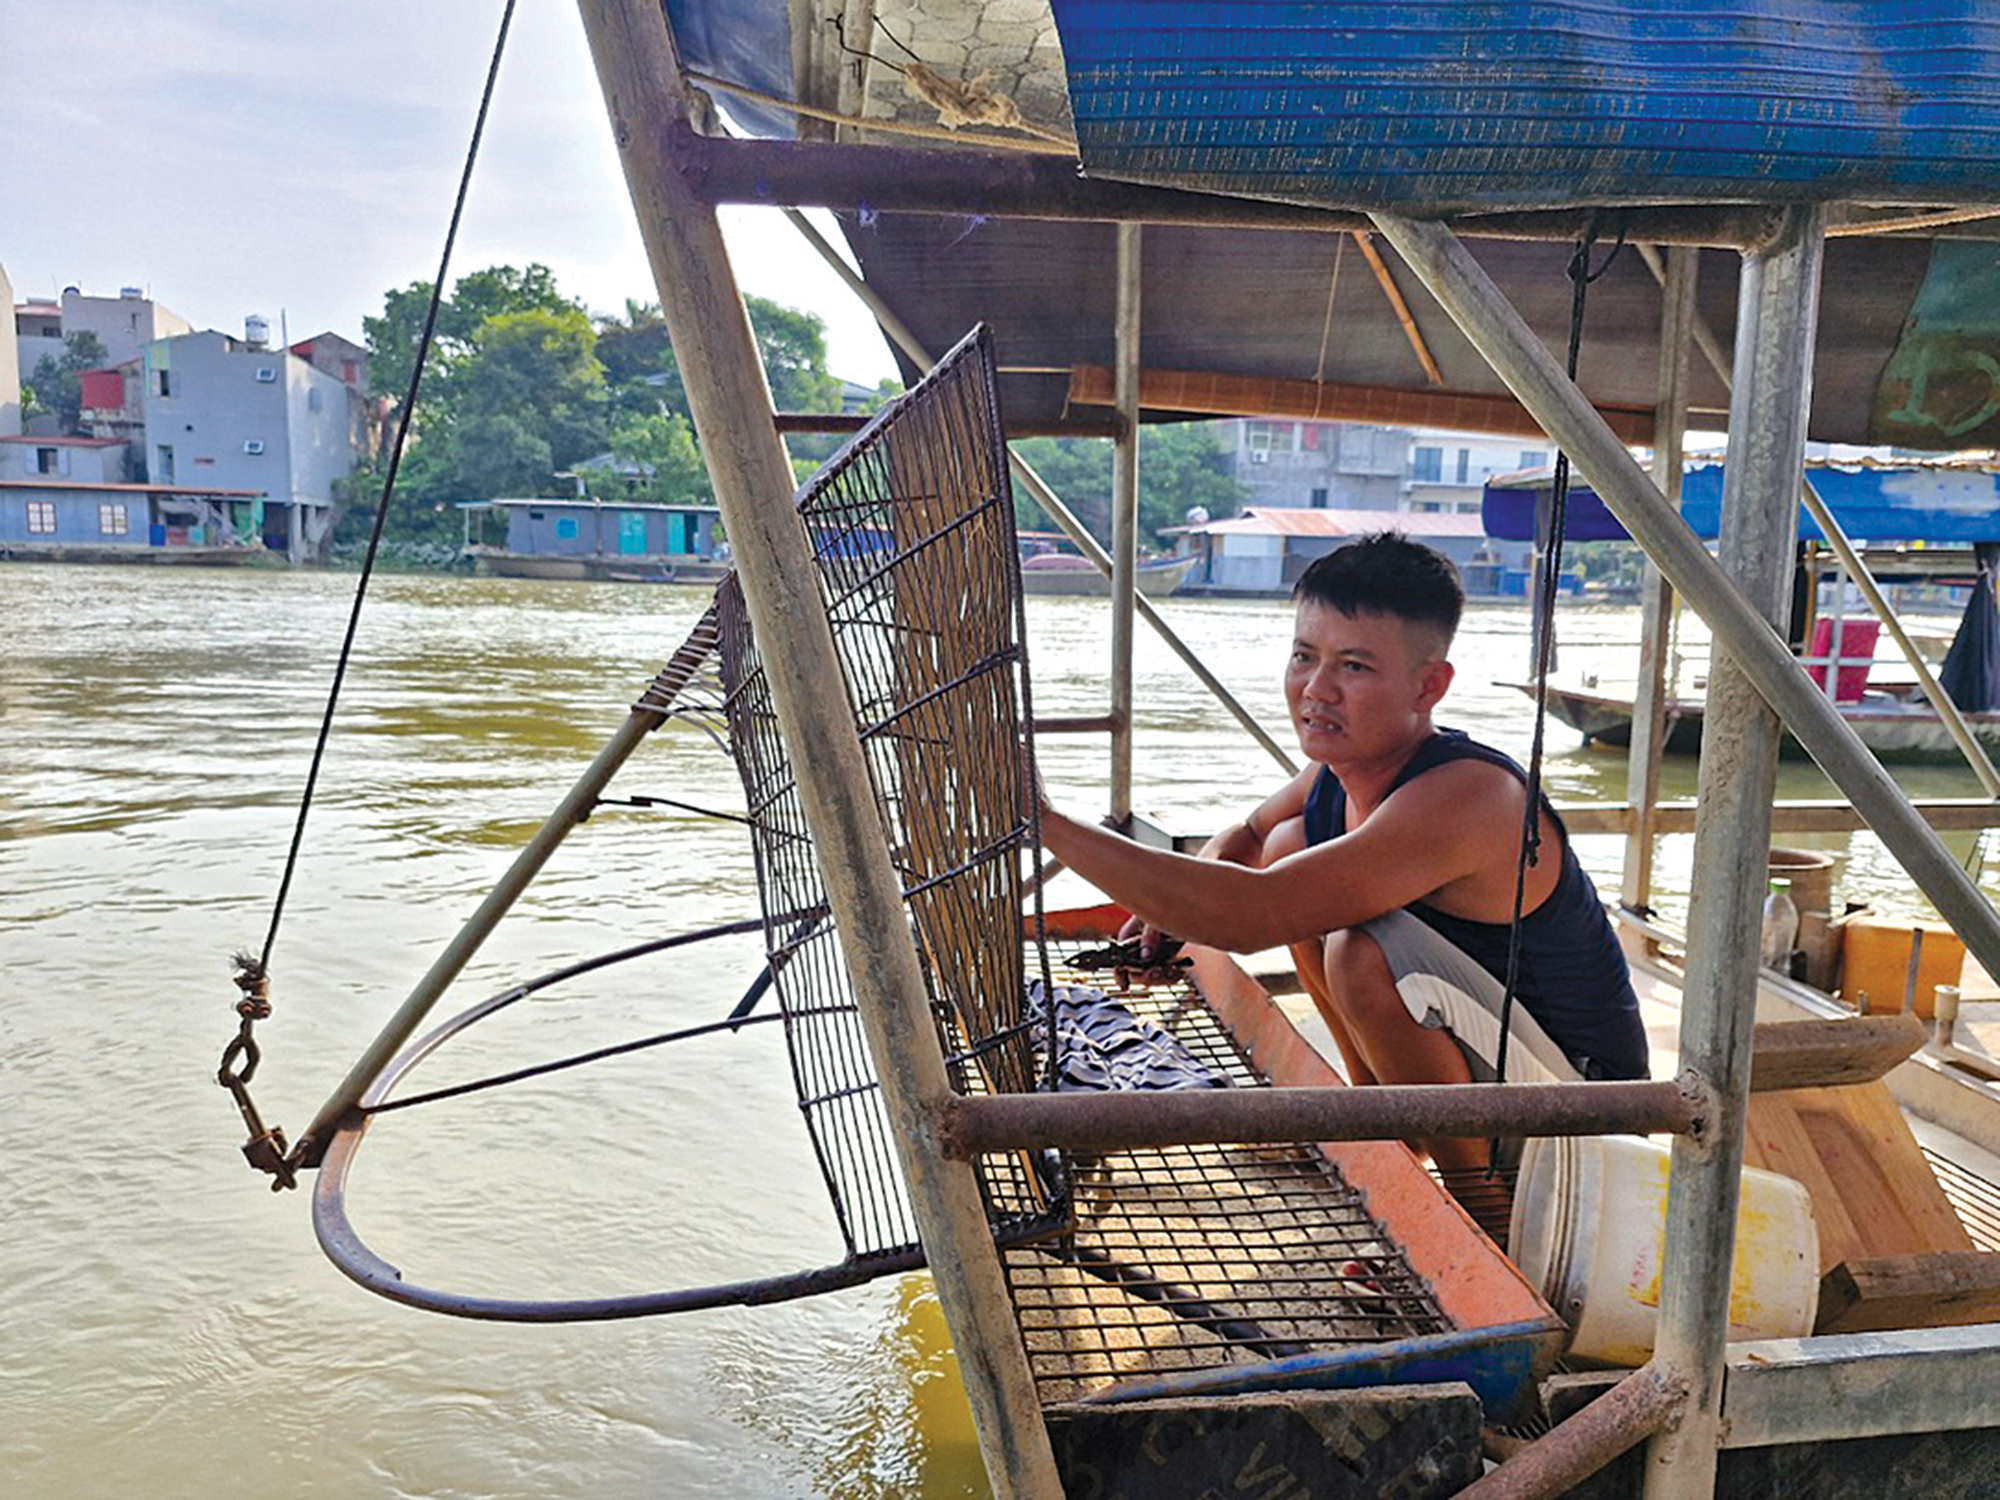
[1292, 532, 1464, 649]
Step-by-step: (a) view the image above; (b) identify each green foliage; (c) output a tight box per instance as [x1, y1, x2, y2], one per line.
[1010, 422, 1246, 547]
[349, 264, 851, 558]
[25, 331, 110, 433]
[603, 410, 707, 504]
[364, 263, 579, 404]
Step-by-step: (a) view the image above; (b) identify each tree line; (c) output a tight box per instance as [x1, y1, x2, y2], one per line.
[340, 262, 1244, 553]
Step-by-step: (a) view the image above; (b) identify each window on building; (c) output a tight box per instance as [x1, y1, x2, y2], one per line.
[1519, 449, 1546, 469]
[99, 503, 129, 535]
[154, 369, 172, 397]
[1309, 487, 1328, 509]
[1412, 446, 1443, 482]
[555, 517, 579, 539]
[156, 445, 175, 483]
[1456, 448, 1470, 483]
[1245, 420, 1295, 454]
[26, 501, 56, 534]
[36, 447, 59, 474]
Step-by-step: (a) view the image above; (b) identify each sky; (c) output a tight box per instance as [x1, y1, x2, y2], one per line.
[0, 0, 901, 384]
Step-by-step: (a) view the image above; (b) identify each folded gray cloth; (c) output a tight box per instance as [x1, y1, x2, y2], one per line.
[1028, 979, 1229, 1092]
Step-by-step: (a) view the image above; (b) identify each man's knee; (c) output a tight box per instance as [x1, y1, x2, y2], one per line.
[1321, 927, 1407, 1025]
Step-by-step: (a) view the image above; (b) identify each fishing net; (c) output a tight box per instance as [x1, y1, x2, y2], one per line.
[716, 325, 1066, 1261]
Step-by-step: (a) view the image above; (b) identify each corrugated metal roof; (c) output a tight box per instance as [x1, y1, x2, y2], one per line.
[1174, 507, 1487, 539]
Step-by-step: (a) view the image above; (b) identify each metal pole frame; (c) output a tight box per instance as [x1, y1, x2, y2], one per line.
[1109, 223, 1141, 823]
[576, 5, 1062, 1494]
[1643, 204, 1825, 1498]
[1622, 245, 1695, 914]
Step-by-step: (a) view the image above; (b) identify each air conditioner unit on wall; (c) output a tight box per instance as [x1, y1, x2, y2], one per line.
[244, 440, 266, 455]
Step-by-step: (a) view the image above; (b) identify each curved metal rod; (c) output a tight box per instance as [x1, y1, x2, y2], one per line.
[309, 969, 909, 1321]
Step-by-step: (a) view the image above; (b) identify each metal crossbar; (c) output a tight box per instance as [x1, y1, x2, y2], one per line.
[716, 327, 1064, 1261]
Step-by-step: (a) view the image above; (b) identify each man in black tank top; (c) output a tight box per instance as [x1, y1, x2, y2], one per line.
[1036, 533, 1648, 1177]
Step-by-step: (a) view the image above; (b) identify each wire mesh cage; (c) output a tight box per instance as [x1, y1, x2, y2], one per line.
[716, 325, 1065, 1263]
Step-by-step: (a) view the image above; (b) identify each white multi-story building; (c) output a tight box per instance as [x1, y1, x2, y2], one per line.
[14, 283, 192, 376]
[1231, 419, 1408, 513]
[1403, 428, 1553, 515]
[135, 325, 356, 557]
[1225, 417, 1551, 518]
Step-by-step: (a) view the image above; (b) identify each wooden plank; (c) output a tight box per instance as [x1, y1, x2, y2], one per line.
[1744, 1082, 1975, 1272]
[1747, 1014, 1926, 1092]
[1815, 1251, 2000, 1334]
[1066, 363, 1656, 442]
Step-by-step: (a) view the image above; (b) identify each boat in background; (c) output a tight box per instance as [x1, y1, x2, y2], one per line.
[1507, 677, 2000, 763]
[1018, 549, 1197, 597]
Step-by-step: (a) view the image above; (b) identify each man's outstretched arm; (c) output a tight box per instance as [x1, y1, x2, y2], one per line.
[1038, 761, 1506, 954]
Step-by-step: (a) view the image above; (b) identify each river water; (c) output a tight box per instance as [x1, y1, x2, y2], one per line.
[4, 565, 1992, 1499]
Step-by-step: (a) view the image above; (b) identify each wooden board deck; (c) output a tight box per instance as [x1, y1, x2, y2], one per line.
[1743, 1082, 1975, 1272]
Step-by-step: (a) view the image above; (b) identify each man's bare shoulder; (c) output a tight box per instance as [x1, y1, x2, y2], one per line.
[1372, 755, 1531, 840]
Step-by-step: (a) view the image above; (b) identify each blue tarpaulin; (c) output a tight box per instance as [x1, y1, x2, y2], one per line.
[1048, 2, 2000, 212]
[1483, 464, 2000, 545]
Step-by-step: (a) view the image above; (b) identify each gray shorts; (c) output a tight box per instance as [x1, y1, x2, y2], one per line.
[1359, 909, 1584, 1084]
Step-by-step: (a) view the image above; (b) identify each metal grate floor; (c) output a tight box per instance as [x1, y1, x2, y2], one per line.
[1926, 1146, 2000, 1251]
[999, 953, 1449, 1405]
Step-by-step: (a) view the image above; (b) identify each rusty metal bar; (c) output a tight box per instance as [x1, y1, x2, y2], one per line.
[774, 411, 1123, 440]
[687, 136, 1788, 244]
[1622, 244, 1696, 913]
[1109, 222, 1141, 823]
[938, 1079, 1701, 1157]
[1460, 1364, 1687, 1500]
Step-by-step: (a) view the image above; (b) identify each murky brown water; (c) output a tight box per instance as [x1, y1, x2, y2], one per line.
[3, 565, 1989, 1498]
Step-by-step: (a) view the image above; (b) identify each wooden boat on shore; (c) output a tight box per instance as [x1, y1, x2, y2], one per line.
[1018, 550, 1196, 597]
[1509, 679, 2000, 765]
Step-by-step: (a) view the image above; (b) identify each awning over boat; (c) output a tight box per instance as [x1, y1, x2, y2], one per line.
[662, 2, 2000, 449]
[1046, 2, 2000, 212]
[1482, 461, 2000, 545]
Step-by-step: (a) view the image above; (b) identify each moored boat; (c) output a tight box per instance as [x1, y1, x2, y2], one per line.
[1017, 550, 1197, 597]
[1506, 678, 2000, 764]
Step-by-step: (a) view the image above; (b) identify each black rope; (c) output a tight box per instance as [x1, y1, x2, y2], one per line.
[251, 0, 518, 979]
[1492, 227, 1626, 1122]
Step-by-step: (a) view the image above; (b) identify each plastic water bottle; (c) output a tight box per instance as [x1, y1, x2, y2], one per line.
[1761, 878, 1799, 972]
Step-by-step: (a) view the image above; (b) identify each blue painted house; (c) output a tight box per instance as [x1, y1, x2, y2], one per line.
[460, 498, 727, 583]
